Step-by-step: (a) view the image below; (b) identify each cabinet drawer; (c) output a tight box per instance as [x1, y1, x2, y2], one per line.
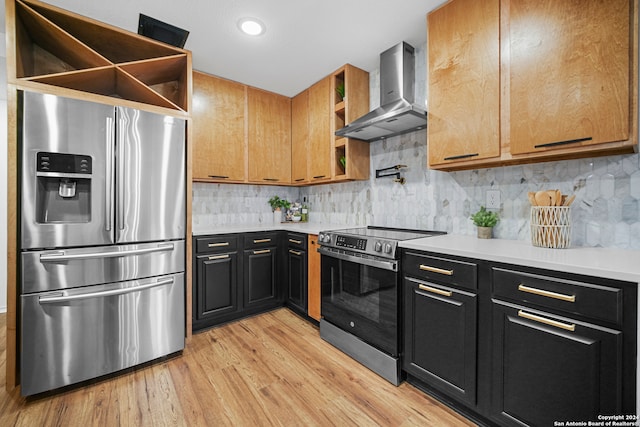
[492, 267, 623, 325]
[287, 232, 307, 250]
[244, 232, 279, 249]
[403, 252, 477, 291]
[195, 235, 238, 254]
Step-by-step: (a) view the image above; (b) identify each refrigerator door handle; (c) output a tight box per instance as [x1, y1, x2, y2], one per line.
[117, 114, 126, 232]
[38, 277, 174, 304]
[105, 116, 114, 232]
[39, 243, 175, 262]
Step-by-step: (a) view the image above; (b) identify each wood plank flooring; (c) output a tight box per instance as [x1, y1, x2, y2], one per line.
[0, 308, 475, 426]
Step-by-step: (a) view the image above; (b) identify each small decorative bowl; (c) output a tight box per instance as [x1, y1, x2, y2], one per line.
[292, 216, 302, 222]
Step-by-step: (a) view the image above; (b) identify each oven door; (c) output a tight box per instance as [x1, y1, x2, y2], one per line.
[319, 246, 399, 356]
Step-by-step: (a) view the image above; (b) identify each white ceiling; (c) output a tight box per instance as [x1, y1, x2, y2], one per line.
[24, 0, 446, 97]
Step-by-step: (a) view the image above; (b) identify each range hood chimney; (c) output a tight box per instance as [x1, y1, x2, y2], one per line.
[335, 42, 427, 142]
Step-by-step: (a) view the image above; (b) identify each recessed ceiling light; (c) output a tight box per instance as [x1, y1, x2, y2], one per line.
[238, 18, 265, 36]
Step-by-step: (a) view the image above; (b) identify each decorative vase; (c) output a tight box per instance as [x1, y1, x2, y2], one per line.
[477, 226, 493, 239]
[273, 209, 282, 224]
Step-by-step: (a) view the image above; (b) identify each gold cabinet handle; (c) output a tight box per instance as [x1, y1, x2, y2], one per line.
[517, 310, 575, 332]
[289, 249, 302, 256]
[254, 249, 270, 255]
[419, 264, 454, 276]
[518, 284, 575, 303]
[208, 254, 229, 260]
[253, 239, 271, 244]
[208, 242, 230, 248]
[418, 284, 452, 297]
[288, 239, 302, 244]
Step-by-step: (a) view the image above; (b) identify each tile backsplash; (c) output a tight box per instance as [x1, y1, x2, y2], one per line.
[192, 42, 640, 250]
[192, 133, 640, 250]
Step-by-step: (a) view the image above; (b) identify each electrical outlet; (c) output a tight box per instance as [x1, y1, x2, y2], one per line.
[486, 190, 501, 209]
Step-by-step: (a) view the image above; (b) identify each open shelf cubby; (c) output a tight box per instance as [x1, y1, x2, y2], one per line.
[13, 0, 190, 112]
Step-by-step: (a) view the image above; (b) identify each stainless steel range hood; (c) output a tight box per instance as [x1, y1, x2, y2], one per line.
[335, 42, 427, 142]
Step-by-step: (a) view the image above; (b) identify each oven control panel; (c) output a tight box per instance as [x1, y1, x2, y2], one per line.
[335, 235, 367, 251]
[319, 231, 398, 259]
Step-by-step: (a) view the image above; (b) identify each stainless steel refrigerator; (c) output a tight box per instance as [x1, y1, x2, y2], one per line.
[19, 91, 186, 396]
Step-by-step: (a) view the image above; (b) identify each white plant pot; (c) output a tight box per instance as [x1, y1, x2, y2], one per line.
[273, 210, 282, 224]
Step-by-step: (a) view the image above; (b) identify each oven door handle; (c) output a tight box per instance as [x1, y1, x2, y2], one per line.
[318, 246, 397, 272]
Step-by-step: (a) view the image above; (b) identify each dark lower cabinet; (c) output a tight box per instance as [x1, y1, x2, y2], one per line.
[403, 277, 477, 405]
[195, 252, 239, 320]
[192, 234, 241, 330]
[286, 233, 307, 314]
[244, 246, 279, 310]
[491, 299, 623, 426]
[193, 232, 285, 331]
[402, 249, 637, 427]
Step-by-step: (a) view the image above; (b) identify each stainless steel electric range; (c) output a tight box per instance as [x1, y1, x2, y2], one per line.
[317, 226, 445, 385]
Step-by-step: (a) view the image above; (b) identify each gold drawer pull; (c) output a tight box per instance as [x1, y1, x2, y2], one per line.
[254, 238, 272, 244]
[208, 242, 229, 248]
[289, 249, 302, 256]
[518, 284, 575, 303]
[518, 310, 575, 332]
[418, 284, 452, 297]
[288, 239, 302, 244]
[254, 249, 270, 255]
[419, 265, 453, 276]
[208, 254, 229, 260]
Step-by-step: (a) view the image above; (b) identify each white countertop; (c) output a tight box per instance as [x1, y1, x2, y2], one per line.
[400, 234, 640, 284]
[192, 222, 348, 237]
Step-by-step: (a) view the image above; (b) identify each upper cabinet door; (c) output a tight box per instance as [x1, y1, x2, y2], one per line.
[427, 0, 500, 167]
[309, 76, 332, 182]
[192, 72, 247, 182]
[247, 88, 292, 184]
[509, 0, 630, 155]
[291, 89, 309, 184]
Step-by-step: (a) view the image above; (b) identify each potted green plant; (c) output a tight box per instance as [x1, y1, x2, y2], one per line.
[470, 206, 499, 239]
[268, 196, 290, 223]
[336, 82, 345, 101]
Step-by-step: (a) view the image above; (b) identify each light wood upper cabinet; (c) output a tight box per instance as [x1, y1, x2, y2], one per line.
[309, 76, 332, 182]
[427, 0, 500, 167]
[248, 87, 292, 184]
[508, 0, 630, 155]
[192, 71, 246, 182]
[291, 89, 309, 184]
[191, 64, 368, 185]
[428, 0, 638, 171]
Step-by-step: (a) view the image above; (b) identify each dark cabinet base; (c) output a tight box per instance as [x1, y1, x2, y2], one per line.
[490, 300, 624, 426]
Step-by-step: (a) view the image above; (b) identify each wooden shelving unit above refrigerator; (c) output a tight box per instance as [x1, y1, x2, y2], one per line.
[9, 0, 191, 114]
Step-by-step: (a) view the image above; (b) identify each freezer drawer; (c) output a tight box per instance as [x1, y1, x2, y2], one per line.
[21, 240, 185, 294]
[20, 273, 185, 396]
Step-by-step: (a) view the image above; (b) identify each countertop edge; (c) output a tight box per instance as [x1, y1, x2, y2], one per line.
[192, 223, 347, 237]
[399, 234, 640, 284]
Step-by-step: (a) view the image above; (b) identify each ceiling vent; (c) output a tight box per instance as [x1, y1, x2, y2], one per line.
[138, 14, 189, 48]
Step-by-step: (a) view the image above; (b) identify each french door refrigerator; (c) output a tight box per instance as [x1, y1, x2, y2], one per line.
[19, 91, 186, 396]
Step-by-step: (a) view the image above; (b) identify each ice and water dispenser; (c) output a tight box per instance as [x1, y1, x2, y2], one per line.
[35, 151, 92, 223]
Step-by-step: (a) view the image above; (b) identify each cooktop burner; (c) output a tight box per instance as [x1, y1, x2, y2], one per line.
[318, 226, 445, 259]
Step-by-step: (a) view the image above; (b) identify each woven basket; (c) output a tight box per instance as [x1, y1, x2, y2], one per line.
[530, 206, 571, 249]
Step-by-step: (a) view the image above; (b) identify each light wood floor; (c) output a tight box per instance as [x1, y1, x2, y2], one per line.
[0, 308, 475, 426]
